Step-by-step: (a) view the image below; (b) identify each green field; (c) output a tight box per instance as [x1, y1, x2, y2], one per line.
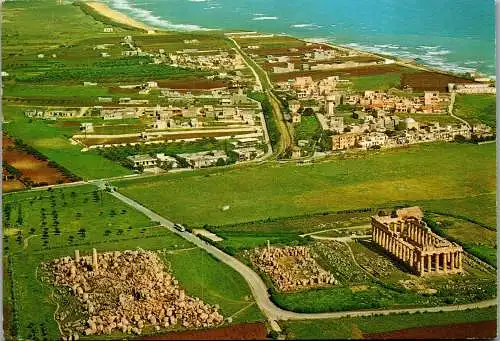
[294, 115, 322, 141]
[114, 143, 495, 227]
[453, 94, 496, 128]
[3, 105, 132, 179]
[281, 306, 497, 339]
[347, 73, 403, 91]
[3, 186, 263, 340]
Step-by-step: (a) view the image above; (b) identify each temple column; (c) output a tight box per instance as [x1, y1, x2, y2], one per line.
[427, 254, 432, 273]
[409, 250, 414, 266]
[435, 253, 441, 273]
[450, 252, 455, 271]
[419, 255, 425, 274]
[443, 252, 448, 273]
[458, 252, 463, 270]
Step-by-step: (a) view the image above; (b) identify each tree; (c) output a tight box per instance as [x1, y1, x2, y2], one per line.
[302, 107, 314, 116]
[216, 158, 226, 167]
[16, 205, 23, 226]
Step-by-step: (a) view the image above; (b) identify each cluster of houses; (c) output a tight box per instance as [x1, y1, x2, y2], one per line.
[278, 76, 351, 100]
[344, 90, 450, 114]
[167, 50, 246, 71]
[24, 90, 261, 123]
[286, 89, 451, 128]
[126, 137, 265, 172]
[448, 82, 496, 94]
[250, 43, 381, 74]
[283, 82, 494, 153]
[330, 111, 494, 151]
[116, 35, 254, 87]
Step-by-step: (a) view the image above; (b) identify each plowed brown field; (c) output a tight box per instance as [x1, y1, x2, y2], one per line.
[401, 71, 476, 92]
[2, 135, 71, 190]
[364, 320, 497, 339]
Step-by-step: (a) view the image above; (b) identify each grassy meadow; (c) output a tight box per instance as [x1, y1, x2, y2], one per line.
[453, 94, 496, 128]
[114, 143, 495, 227]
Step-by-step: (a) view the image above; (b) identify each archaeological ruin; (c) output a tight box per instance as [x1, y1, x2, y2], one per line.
[44, 248, 223, 340]
[248, 243, 336, 292]
[371, 207, 463, 276]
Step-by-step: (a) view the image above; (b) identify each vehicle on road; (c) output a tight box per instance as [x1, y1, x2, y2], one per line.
[174, 223, 186, 232]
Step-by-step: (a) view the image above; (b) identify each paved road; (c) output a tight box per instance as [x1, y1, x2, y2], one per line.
[107, 189, 497, 323]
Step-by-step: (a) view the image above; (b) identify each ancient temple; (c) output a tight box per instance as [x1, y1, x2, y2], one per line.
[371, 207, 463, 276]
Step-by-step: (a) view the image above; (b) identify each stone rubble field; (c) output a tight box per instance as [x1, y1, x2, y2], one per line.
[43, 249, 224, 340]
[247, 245, 337, 292]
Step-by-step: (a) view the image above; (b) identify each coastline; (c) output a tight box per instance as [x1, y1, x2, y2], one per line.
[83, 1, 156, 32]
[85, 0, 492, 79]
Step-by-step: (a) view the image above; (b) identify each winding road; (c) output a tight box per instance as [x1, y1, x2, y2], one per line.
[107, 188, 497, 325]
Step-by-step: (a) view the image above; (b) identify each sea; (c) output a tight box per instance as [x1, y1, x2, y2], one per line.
[104, 0, 497, 78]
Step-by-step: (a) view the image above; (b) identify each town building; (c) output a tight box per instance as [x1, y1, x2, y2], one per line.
[448, 83, 496, 94]
[127, 155, 157, 169]
[231, 147, 263, 161]
[155, 154, 179, 168]
[177, 150, 228, 168]
[332, 133, 357, 150]
[371, 207, 463, 276]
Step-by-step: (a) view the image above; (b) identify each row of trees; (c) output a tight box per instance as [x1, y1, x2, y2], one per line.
[247, 91, 281, 149]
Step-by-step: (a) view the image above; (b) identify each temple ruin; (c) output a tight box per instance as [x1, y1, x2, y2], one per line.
[371, 207, 463, 276]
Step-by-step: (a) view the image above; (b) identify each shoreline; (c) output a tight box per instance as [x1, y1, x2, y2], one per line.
[83, 1, 156, 32]
[86, 0, 492, 79]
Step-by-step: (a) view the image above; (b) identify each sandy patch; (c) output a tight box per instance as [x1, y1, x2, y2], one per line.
[86, 2, 155, 32]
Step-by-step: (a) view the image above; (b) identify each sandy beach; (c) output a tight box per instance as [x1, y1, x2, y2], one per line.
[85, 1, 156, 32]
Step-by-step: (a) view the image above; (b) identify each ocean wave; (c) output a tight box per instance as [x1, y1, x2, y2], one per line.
[188, 0, 209, 2]
[374, 44, 400, 49]
[252, 16, 279, 21]
[418, 45, 440, 50]
[107, 0, 214, 31]
[426, 50, 451, 56]
[464, 60, 483, 65]
[341, 41, 479, 75]
[290, 23, 322, 29]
